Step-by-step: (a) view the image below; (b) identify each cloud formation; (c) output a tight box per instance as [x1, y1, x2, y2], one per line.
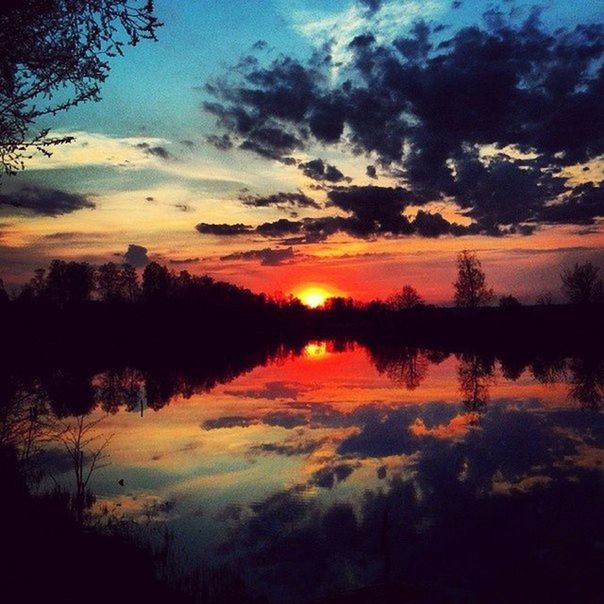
[123, 244, 149, 267]
[220, 246, 296, 266]
[298, 159, 350, 183]
[239, 190, 321, 210]
[203, 10, 604, 237]
[0, 186, 95, 216]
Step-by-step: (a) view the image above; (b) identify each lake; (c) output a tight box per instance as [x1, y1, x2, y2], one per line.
[7, 341, 603, 603]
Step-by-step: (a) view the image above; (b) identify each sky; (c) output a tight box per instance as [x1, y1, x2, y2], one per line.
[0, 0, 603, 303]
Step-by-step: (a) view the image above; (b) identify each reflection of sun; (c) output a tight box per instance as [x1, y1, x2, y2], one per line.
[297, 287, 330, 308]
[304, 341, 328, 359]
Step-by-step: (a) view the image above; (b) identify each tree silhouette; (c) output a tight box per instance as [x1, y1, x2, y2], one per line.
[0, 277, 9, 305]
[97, 261, 140, 302]
[0, 1, 160, 177]
[386, 285, 424, 310]
[453, 250, 494, 308]
[44, 260, 95, 305]
[142, 261, 171, 301]
[561, 262, 603, 305]
[498, 295, 521, 308]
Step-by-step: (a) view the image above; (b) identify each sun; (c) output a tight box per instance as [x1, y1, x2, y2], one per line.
[297, 286, 330, 308]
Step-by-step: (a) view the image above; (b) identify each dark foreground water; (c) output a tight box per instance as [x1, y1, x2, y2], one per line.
[4, 342, 603, 603]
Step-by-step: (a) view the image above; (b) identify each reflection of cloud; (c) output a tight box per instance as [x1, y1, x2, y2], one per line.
[249, 436, 328, 457]
[224, 381, 309, 400]
[308, 461, 359, 488]
[409, 412, 479, 440]
[201, 416, 256, 430]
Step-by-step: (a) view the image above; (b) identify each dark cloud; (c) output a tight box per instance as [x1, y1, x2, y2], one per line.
[326, 185, 418, 235]
[220, 246, 296, 266]
[308, 462, 359, 489]
[264, 411, 308, 429]
[169, 257, 200, 265]
[206, 133, 233, 150]
[203, 13, 604, 235]
[0, 186, 95, 216]
[250, 437, 326, 457]
[366, 165, 377, 179]
[123, 244, 149, 267]
[202, 416, 255, 430]
[256, 218, 302, 237]
[197, 209, 474, 243]
[453, 152, 568, 228]
[173, 203, 193, 212]
[298, 159, 350, 183]
[42, 231, 108, 241]
[135, 142, 175, 161]
[538, 181, 604, 225]
[239, 190, 321, 210]
[225, 381, 306, 399]
[195, 223, 252, 235]
[357, 0, 382, 13]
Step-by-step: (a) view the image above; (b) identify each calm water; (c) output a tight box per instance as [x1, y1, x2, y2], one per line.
[13, 342, 604, 602]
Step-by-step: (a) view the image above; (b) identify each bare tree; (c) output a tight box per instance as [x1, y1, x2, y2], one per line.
[561, 262, 603, 305]
[453, 250, 494, 308]
[0, 1, 160, 177]
[386, 285, 425, 310]
[57, 415, 113, 522]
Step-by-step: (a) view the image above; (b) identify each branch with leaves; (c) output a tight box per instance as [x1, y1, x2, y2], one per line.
[0, 1, 160, 177]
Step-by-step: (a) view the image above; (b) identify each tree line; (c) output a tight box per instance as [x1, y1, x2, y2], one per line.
[0, 252, 602, 310]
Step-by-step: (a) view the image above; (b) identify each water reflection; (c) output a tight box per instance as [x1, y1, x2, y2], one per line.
[1, 341, 602, 603]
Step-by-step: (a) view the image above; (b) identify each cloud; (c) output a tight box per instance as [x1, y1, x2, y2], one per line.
[42, 231, 108, 241]
[357, 0, 382, 13]
[220, 247, 296, 266]
[298, 159, 350, 183]
[225, 381, 307, 399]
[196, 207, 473, 243]
[123, 244, 149, 267]
[135, 142, 175, 161]
[195, 223, 252, 235]
[538, 182, 604, 226]
[173, 203, 193, 212]
[239, 190, 321, 210]
[250, 437, 326, 457]
[256, 218, 302, 237]
[0, 186, 95, 216]
[168, 257, 200, 265]
[308, 462, 358, 489]
[206, 133, 233, 150]
[204, 11, 604, 236]
[201, 416, 255, 430]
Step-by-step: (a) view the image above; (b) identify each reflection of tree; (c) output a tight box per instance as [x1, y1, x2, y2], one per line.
[56, 415, 112, 523]
[0, 378, 53, 474]
[96, 368, 144, 415]
[530, 356, 567, 386]
[370, 346, 429, 390]
[457, 353, 495, 412]
[567, 358, 604, 410]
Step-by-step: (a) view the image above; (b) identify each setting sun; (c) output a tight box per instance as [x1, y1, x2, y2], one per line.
[297, 287, 331, 308]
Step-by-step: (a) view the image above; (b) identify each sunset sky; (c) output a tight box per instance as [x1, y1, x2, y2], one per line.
[0, 0, 602, 303]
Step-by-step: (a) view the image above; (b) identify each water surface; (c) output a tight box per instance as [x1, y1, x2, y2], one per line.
[14, 342, 604, 602]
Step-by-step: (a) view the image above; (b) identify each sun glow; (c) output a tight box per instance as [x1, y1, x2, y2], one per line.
[303, 341, 328, 359]
[297, 287, 330, 308]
